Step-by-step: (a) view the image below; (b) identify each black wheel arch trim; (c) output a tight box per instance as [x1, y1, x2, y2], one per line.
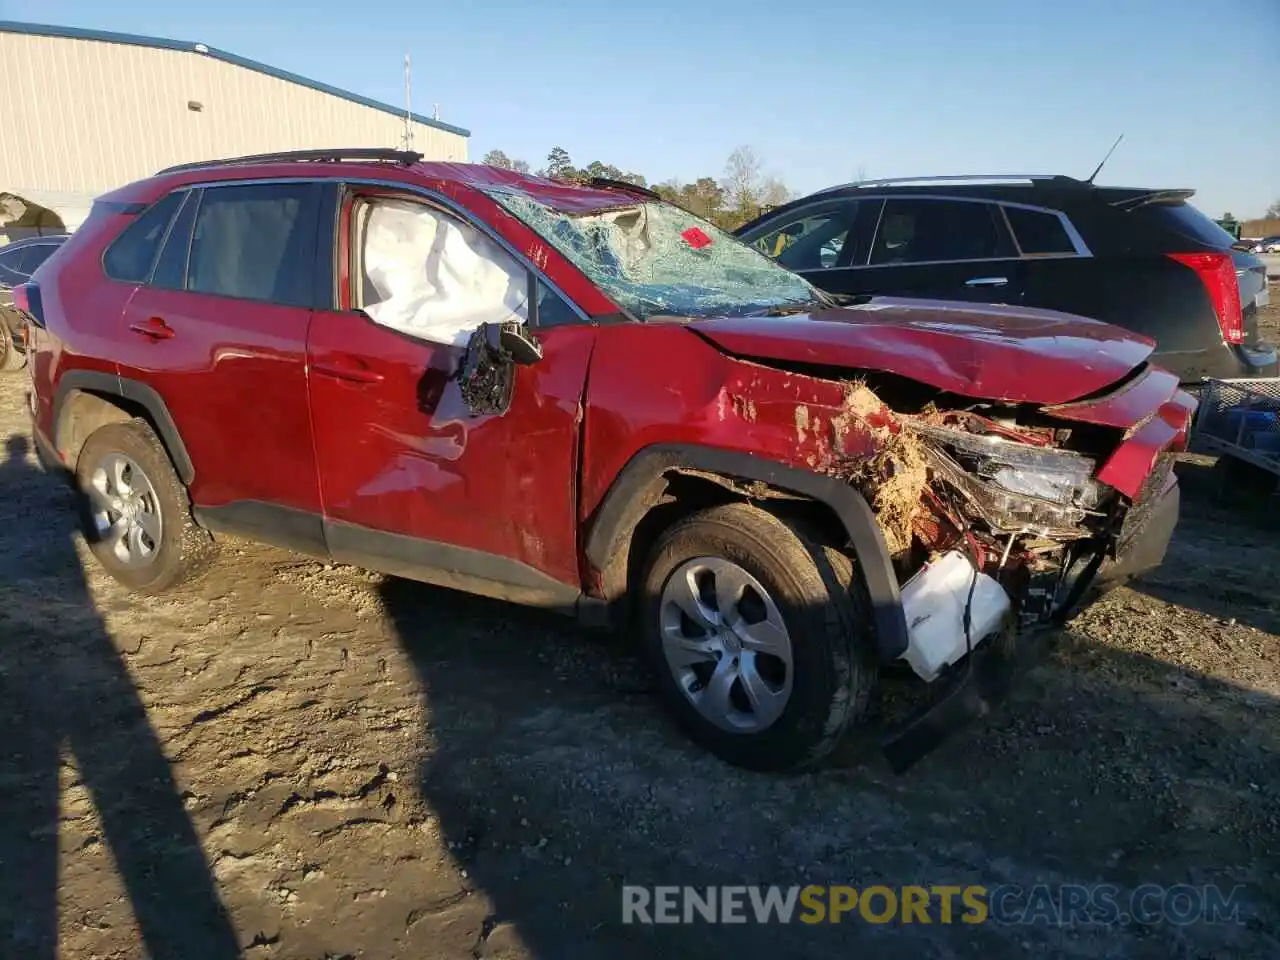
[53, 370, 196, 485]
[584, 444, 909, 661]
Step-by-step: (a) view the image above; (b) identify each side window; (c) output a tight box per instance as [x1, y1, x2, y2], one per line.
[103, 192, 184, 282]
[353, 197, 529, 347]
[1003, 206, 1078, 256]
[869, 199, 1013, 266]
[187, 183, 316, 307]
[747, 204, 857, 270]
[151, 191, 199, 290]
[536, 281, 581, 328]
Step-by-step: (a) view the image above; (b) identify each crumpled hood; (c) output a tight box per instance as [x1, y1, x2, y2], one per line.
[688, 297, 1157, 405]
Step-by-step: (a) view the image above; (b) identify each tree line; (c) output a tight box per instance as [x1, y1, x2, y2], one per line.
[480, 145, 798, 231]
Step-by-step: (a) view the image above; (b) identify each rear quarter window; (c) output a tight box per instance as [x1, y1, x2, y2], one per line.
[1003, 206, 1078, 255]
[102, 192, 184, 282]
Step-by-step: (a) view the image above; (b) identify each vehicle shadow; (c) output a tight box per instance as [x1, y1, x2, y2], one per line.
[0, 434, 241, 959]
[381, 569, 1279, 958]
[1120, 458, 1280, 633]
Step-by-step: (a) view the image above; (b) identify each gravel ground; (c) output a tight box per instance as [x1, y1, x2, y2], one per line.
[1, 353, 1278, 960]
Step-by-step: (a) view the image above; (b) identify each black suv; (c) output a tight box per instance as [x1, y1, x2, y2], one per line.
[735, 175, 1274, 384]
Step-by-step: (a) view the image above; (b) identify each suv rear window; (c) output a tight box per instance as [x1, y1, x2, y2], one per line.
[1143, 202, 1237, 249]
[103, 192, 184, 282]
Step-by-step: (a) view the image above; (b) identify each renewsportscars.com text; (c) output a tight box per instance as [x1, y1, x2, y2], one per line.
[621, 884, 1248, 926]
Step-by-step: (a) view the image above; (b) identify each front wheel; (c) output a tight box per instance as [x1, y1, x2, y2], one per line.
[638, 502, 876, 772]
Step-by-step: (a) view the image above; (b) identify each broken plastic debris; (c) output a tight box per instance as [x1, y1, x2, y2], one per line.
[898, 551, 1010, 681]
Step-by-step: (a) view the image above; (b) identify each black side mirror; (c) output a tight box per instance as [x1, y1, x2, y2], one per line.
[458, 321, 542, 416]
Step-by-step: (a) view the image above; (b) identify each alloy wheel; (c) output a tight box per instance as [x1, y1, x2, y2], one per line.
[87, 452, 163, 569]
[658, 556, 794, 733]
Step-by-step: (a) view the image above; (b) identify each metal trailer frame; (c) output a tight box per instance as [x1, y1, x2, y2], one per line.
[1191, 377, 1280, 477]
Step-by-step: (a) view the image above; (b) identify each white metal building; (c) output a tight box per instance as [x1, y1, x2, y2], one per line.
[0, 21, 470, 239]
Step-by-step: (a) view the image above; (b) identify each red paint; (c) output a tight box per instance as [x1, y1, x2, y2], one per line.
[308, 310, 594, 586]
[1041, 365, 1183, 428]
[117, 285, 320, 511]
[578, 324, 876, 524]
[30, 157, 1194, 606]
[1096, 391, 1197, 498]
[690, 297, 1156, 405]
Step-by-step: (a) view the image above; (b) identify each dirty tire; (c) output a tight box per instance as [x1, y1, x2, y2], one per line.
[639, 502, 876, 773]
[0, 323, 25, 372]
[74, 418, 217, 594]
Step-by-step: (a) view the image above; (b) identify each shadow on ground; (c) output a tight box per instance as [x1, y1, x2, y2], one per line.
[379, 561, 1280, 958]
[1121, 459, 1280, 634]
[0, 435, 240, 960]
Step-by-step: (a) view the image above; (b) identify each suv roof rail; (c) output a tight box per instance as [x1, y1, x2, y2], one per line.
[156, 148, 424, 175]
[815, 173, 1084, 194]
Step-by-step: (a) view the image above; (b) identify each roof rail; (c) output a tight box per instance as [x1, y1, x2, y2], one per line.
[156, 148, 423, 175]
[815, 173, 1083, 194]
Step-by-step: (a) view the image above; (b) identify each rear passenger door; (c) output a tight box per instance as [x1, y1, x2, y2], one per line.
[113, 181, 326, 535]
[850, 197, 1023, 303]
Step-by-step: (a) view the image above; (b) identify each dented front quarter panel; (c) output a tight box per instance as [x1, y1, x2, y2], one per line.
[579, 324, 891, 529]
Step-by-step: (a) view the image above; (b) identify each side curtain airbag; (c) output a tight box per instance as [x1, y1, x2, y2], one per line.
[362, 199, 528, 347]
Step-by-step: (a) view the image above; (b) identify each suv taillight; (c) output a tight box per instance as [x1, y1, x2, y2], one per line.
[1166, 252, 1243, 345]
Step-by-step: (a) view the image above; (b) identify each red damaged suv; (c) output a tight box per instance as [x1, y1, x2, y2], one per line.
[17, 149, 1195, 773]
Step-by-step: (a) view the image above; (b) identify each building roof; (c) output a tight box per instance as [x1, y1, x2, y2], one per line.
[0, 19, 470, 138]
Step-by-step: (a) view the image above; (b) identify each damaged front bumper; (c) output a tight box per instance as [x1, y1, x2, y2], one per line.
[873, 391, 1189, 773]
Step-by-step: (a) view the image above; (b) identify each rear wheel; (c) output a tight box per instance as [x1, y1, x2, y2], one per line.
[74, 419, 217, 594]
[0, 321, 25, 372]
[638, 502, 876, 772]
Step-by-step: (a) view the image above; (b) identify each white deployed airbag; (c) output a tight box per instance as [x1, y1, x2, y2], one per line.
[897, 550, 1011, 682]
[361, 199, 528, 347]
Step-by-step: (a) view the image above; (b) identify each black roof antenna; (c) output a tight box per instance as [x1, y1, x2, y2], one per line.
[1085, 134, 1124, 184]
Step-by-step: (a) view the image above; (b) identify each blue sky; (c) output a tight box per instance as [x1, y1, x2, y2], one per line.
[4, 0, 1277, 218]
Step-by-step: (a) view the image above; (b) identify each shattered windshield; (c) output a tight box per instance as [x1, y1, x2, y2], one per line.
[484, 189, 823, 320]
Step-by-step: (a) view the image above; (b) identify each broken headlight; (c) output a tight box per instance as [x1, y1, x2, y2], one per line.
[910, 424, 1109, 537]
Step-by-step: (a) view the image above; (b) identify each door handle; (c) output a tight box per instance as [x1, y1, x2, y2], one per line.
[313, 356, 385, 384]
[129, 316, 175, 339]
[965, 276, 1009, 288]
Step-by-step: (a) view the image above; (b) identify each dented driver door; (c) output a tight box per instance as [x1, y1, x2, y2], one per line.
[306, 190, 596, 606]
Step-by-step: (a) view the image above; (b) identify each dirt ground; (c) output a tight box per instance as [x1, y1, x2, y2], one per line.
[1, 322, 1279, 959]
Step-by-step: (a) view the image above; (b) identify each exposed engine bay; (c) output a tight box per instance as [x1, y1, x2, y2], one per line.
[843, 384, 1185, 685]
